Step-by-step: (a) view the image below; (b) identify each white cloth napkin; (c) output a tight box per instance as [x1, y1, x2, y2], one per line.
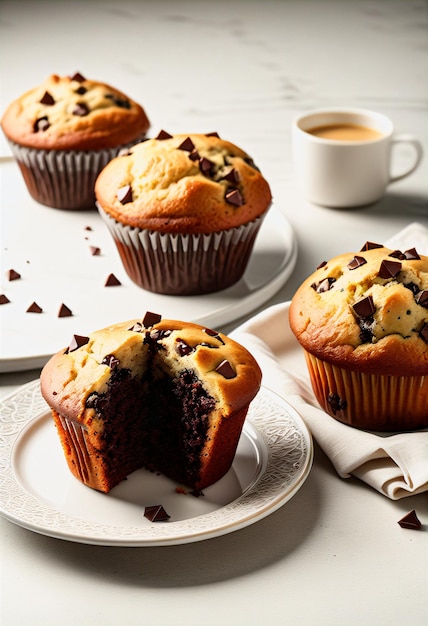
[231, 222, 428, 500]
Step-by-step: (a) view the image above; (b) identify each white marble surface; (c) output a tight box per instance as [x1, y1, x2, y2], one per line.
[0, 1, 427, 625]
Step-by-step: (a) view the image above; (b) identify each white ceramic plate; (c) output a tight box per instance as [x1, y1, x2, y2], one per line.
[0, 157, 297, 372]
[0, 384, 312, 546]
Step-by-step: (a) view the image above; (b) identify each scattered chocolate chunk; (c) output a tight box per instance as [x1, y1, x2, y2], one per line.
[188, 149, 200, 161]
[75, 86, 87, 95]
[105, 273, 121, 286]
[404, 281, 420, 295]
[176, 339, 194, 356]
[222, 167, 240, 184]
[316, 261, 327, 269]
[128, 321, 143, 333]
[144, 505, 170, 522]
[7, 269, 21, 281]
[205, 132, 220, 138]
[352, 295, 376, 318]
[420, 323, 428, 343]
[33, 116, 50, 132]
[178, 137, 195, 152]
[327, 393, 347, 414]
[71, 72, 86, 82]
[156, 129, 173, 140]
[0, 294, 10, 305]
[117, 184, 133, 204]
[26, 301, 43, 313]
[143, 311, 162, 327]
[225, 188, 244, 206]
[347, 255, 367, 270]
[215, 359, 236, 379]
[89, 246, 101, 256]
[404, 247, 421, 260]
[415, 290, 428, 308]
[203, 327, 225, 344]
[104, 94, 131, 109]
[311, 277, 336, 293]
[378, 259, 402, 279]
[58, 303, 73, 318]
[67, 334, 90, 353]
[40, 91, 55, 105]
[199, 157, 214, 177]
[398, 510, 422, 530]
[73, 102, 89, 116]
[389, 249, 405, 260]
[102, 354, 120, 369]
[358, 317, 375, 343]
[360, 241, 383, 251]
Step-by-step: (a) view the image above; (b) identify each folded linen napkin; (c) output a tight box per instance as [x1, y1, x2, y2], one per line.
[231, 222, 428, 499]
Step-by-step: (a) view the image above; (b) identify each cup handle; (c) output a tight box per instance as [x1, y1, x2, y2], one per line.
[390, 134, 424, 183]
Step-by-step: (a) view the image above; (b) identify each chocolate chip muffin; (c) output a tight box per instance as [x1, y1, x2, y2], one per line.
[40, 311, 262, 493]
[289, 242, 428, 431]
[95, 131, 272, 294]
[1, 72, 150, 209]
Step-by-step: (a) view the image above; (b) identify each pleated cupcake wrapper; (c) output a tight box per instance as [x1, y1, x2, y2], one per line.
[304, 351, 428, 431]
[7, 138, 145, 210]
[98, 204, 265, 295]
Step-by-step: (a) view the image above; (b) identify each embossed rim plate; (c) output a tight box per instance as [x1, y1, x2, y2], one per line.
[0, 383, 312, 546]
[0, 157, 297, 372]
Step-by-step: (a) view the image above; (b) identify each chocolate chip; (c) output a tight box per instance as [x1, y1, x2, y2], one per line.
[420, 323, 428, 343]
[7, 269, 21, 281]
[176, 339, 194, 356]
[26, 301, 42, 313]
[102, 354, 120, 369]
[225, 188, 244, 206]
[33, 116, 49, 132]
[327, 392, 347, 414]
[67, 334, 90, 353]
[104, 94, 130, 109]
[203, 328, 225, 344]
[352, 295, 376, 318]
[178, 137, 195, 152]
[316, 261, 327, 269]
[205, 132, 220, 137]
[40, 91, 55, 105]
[117, 185, 133, 204]
[58, 303, 73, 317]
[75, 86, 87, 95]
[73, 102, 89, 116]
[144, 505, 170, 522]
[0, 294, 10, 305]
[360, 241, 383, 251]
[415, 290, 428, 308]
[104, 273, 121, 286]
[378, 259, 402, 279]
[222, 167, 240, 184]
[89, 246, 101, 256]
[199, 157, 214, 177]
[215, 359, 236, 379]
[347, 255, 367, 270]
[128, 321, 143, 333]
[389, 249, 405, 260]
[84, 225, 93, 231]
[398, 510, 422, 530]
[71, 72, 86, 82]
[156, 130, 173, 140]
[404, 281, 420, 295]
[404, 247, 421, 260]
[311, 277, 336, 293]
[143, 311, 162, 327]
[188, 149, 200, 161]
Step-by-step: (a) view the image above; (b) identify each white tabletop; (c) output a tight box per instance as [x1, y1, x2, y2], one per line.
[1, 1, 427, 625]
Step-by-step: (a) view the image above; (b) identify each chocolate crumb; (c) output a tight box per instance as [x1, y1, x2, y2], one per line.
[378, 259, 402, 279]
[398, 510, 422, 530]
[117, 184, 133, 204]
[0, 294, 10, 305]
[215, 359, 236, 379]
[143, 311, 162, 327]
[156, 130, 173, 140]
[360, 241, 383, 251]
[26, 301, 42, 313]
[67, 334, 90, 353]
[84, 225, 93, 231]
[347, 255, 367, 270]
[58, 303, 73, 318]
[144, 505, 170, 522]
[89, 246, 101, 256]
[352, 295, 376, 318]
[7, 269, 21, 281]
[327, 392, 347, 414]
[40, 91, 55, 105]
[104, 273, 121, 287]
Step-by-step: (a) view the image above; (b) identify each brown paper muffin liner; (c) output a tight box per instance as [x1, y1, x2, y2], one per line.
[304, 351, 428, 432]
[7, 138, 145, 210]
[98, 204, 266, 295]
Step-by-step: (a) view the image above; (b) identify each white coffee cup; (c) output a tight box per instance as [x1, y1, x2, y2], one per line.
[292, 108, 423, 208]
